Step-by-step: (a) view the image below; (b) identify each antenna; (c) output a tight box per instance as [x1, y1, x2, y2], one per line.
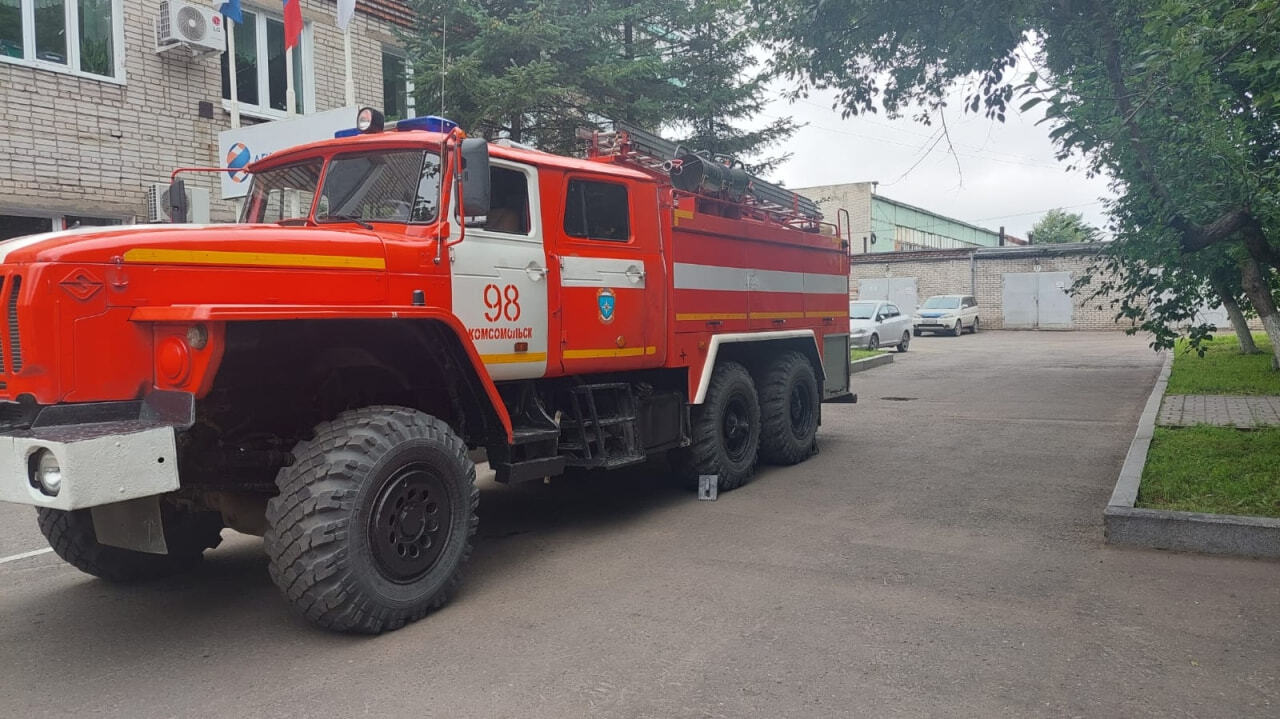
[440, 13, 447, 117]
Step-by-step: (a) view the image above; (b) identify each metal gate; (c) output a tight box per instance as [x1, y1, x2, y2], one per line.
[858, 278, 918, 317]
[1001, 271, 1073, 329]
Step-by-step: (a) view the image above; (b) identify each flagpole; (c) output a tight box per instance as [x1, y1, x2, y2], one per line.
[285, 46, 296, 116]
[226, 18, 240, 128]
[343, 27, 355, 107]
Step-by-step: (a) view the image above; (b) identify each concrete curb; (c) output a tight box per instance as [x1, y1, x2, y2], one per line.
[1104, 352, 1280, 559]
[850, 353, 895, 374]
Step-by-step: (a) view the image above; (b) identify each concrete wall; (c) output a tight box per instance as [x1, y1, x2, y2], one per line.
[0, 0, 403, 226]
[850, 245, 1139, 330]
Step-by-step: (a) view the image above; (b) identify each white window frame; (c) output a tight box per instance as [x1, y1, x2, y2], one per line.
[0, 0, 126, 83]
[220, 9, 315, 120]
[381, 46, 416, 121]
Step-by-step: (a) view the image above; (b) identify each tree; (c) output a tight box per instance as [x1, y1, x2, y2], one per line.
[407, 0, 794, 170]
[759, 1, 1280, 364]
[1030, 209, 1098, 245]
[407, 0, 684, 154]
[665, 0, 797, 172]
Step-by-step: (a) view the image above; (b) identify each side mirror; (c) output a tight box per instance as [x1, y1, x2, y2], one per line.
[168, 179, 188, 223]
[459, 138, 490, 217]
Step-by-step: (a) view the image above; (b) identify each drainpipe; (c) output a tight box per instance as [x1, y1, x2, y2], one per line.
[969, 250, 976, 296]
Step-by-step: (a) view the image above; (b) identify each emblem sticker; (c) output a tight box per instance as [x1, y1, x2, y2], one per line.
[597, 287, 616, 324]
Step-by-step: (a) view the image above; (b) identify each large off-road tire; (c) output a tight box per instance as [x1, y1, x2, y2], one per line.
[264, 406, 478, 634]
[672, 361, 761, 491]
[758, 352, 820, 466]
[36, 506, 223, 582]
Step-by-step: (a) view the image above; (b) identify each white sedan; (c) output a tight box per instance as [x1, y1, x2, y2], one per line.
[849, 300, 913, 352]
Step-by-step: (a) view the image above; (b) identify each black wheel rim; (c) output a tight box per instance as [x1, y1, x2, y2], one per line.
[788, 382, 813, 438]
[721, 393, 753, 463]
[369, 462, 452, 583]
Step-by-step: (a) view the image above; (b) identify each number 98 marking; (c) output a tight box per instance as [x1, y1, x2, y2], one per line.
[483, 283, 521, 322]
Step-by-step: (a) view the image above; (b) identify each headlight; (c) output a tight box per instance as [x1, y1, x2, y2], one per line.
[29, 448, 61, 497]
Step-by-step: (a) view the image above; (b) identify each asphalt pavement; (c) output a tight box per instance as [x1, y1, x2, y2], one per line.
[0, 331, 1276, 717]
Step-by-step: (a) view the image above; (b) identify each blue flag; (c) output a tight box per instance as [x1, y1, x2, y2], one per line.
[219, 0, 242, 24]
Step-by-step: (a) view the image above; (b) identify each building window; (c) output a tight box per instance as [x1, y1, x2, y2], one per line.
[0, 213, 125, 241]
[564, 180, 629, 242]
[381, 50, 414, 121]
[220, 8, 310, 117]
[0, 0, 122, 80]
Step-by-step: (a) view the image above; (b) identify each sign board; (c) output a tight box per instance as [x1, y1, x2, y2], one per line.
[217, 106, 358, 199]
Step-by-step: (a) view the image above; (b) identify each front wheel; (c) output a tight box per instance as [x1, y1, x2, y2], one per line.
[759, 352, 820, 465]
[265, 406, 478, 634]
[897, 331, 911, 352]
[37, 505, 222, 582]
[913, 328, 922, 337]
[868, 333, 879, 351]
[671, 361, 761, 491]
[952, 321, 963, 337]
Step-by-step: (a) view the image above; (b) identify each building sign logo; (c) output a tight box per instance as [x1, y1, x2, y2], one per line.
[597, 287, 616, 324]
[226, 142, 252, 183]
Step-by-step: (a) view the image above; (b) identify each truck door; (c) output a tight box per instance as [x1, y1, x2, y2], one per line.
[449, 160, 550, 380]
[552, 175, 661, 374]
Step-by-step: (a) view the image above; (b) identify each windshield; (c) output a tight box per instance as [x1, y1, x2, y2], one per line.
[923, 297, 961, 309]
[849, 302, 877, 319]
[241, 160, 322, 223]
[317, 150, 441, 224]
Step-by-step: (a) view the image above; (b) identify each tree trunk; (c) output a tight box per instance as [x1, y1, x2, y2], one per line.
[1237, 255, 1280, 368]
[1209, 273, 1258, 353]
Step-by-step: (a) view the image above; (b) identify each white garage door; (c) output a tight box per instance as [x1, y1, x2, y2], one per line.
[1001, 271, 1073, 329]
[858, 278, 918, 317]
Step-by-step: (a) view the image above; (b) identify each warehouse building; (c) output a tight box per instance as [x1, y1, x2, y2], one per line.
[796, 181, 1026, 255]
[0, 0, 414, 237]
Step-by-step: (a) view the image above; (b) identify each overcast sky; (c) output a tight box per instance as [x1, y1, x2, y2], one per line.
[756, 60, 1117, 240]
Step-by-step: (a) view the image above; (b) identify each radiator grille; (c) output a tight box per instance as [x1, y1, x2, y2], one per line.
[3, 275, 19, 374]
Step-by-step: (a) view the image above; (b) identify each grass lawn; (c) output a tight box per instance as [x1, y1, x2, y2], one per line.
[1138, 425, 1280, 518]
[850, 348, 882, 361]
[1165, 333, 1280, 395]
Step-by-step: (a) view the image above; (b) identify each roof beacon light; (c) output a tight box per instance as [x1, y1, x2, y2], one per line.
[356, 107, 385, 133]
[395, 115, 459, 134]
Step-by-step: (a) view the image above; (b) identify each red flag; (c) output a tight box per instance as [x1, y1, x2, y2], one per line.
[282, 0, 303, 49]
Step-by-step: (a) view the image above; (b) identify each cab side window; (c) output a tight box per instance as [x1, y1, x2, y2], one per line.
[484, 167, 531, 234]
[564, 179, 629, 242]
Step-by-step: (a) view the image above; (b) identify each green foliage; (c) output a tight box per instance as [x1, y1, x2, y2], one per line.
[1166, 334, 1280, 395]
[407, 0, 794, 165]
[1029, 209, 1097, 244]
[1139, 426, 1280, 518]
[759, 0, 1280, 355]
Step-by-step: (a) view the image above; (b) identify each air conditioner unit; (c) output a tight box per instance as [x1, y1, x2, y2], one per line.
[147, 183, 211, 223]
[155, 0, 225, 56]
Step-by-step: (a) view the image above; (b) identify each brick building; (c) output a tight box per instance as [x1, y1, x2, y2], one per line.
[0, 0, 414, 235]
[850, 242, 1139, 330]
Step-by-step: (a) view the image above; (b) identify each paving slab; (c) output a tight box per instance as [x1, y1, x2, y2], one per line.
[1159, 394, 1280, 428]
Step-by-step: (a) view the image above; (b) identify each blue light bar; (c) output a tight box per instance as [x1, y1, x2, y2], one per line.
[334, 127, 360, 138]
[395, 115, 458, 133]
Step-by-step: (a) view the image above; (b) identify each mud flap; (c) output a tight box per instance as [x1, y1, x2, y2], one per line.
[91, 496, 169, 554]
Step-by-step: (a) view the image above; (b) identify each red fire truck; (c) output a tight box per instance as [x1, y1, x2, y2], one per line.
[0, 109, 852, 633]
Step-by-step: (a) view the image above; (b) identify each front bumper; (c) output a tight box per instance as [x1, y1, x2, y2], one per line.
[0, 422, 180, 510]
[0, 392, 192, 510]
[913, 318, 958, 330]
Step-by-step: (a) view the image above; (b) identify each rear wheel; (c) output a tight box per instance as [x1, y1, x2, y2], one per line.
[36, 505, 222, 582]
[897, 331, 911, 352]
[672, 361, 761, 491]
[970, 317, 980, 334]
[759, 352, 820, 465]
[264, 406, 478, 633]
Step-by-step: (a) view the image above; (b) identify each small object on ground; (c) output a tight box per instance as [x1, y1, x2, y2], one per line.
[698, 475, 718, 500]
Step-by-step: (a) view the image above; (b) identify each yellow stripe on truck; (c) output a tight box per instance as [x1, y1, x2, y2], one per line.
[123, 248, 387, 270]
